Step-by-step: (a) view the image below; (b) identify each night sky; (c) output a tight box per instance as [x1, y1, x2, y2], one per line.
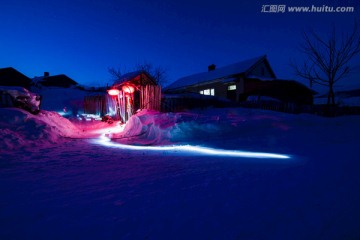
[1, 0, 359, 87]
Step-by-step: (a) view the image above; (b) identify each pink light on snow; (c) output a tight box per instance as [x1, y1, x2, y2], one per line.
[92, 123, 125, 135]
[95, 134, 290, 159]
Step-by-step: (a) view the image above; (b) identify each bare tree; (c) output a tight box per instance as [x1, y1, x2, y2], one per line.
[108, 67, 122, 80]
[135, 61, 168, 86]
[293, 20, 360, 106]
[108, 61, 168, 86]
[108, 65, 130, 81]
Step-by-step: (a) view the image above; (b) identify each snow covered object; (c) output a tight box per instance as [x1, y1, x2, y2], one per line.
[0, 108, 82, 151]
[0, 86, 41, 114]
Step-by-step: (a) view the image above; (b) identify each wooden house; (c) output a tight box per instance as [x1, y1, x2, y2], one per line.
[164, 55, 314, 111]
[109, 71, 161, 122]
[34, 72, 78, 88]
[165, 55, 276, 101]
[84, 71, 161, 123]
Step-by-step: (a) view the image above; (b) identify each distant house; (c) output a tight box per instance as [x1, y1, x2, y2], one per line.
[0, 67, 33, 88]
[84, 70, 161, 123]
[165, 55, 276, 102]
[165, 55, 314, 109]
[34, 72, 78, 88]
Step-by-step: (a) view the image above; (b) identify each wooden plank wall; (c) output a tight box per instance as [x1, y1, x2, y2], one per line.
[117, 90, 127, 123]
[84, 95, 106, 116]
[140, 85, 162, 111]
[84, 85, 161, 122]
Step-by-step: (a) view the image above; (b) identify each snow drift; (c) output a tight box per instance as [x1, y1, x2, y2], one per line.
[0, 108, 82, 151]
[112, 110, 175, 145]
[112, 108, 295, 147]
[109, 106, 360, 159]
[112, 109, 222, 145]
[1, 106, 360, 240]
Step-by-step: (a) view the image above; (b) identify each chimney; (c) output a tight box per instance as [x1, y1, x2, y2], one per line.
[44, 72, 49, 77]
[208, 64, 216, 71]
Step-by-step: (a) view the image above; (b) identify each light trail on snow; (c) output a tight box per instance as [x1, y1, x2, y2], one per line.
[94, 134, 291, 159]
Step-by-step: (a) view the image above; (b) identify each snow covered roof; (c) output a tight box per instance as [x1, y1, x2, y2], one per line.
[166, 55, 270, 91]
[112, 71, 144, 86]
[112, 70, 155, 87]
[33, 74, 78, 88]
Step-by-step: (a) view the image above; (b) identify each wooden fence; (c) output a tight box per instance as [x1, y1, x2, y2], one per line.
[239, 101, 300, 113]
[84, 95, 107, 116]
[161, 94, 307, 114]
[161, 94, 237, 112]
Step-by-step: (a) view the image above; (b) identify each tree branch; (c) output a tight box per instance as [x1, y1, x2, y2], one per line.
[293, 20, 360, 101]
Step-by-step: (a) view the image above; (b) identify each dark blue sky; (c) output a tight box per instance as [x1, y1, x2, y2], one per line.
[0, 0, 359, 87]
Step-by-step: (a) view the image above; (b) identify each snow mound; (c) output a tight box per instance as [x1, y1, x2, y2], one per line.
[112, 108, 301, 147]
[113, 110, 219, 145]
[113, 109, 239, 145]
[0, 108, 82, 151]
[113, 110, 175, 145]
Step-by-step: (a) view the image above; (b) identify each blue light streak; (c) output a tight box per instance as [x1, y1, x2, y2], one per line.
[94, 134, 290, 159]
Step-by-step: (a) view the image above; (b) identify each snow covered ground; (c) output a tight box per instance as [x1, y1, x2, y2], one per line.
[1, 107, 360, 239]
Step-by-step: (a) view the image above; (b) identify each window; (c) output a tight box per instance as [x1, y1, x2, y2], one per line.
[228, 85, 236, 91]
[200, 88, 215, 96]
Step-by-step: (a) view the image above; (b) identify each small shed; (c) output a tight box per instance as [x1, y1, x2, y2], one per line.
[107, 71, 161, 123]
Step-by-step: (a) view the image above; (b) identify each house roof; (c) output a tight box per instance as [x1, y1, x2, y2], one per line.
[112, 70, 144, 86]
[35, 74, 78, 88]
[166, 55, 274, 91]
[112, 70, 156, 87]
[0, 67, 33, 88]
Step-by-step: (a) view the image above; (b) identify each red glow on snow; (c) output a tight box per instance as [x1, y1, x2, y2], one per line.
[108, 89, 120, 96]
[122, 85, 135, 94]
